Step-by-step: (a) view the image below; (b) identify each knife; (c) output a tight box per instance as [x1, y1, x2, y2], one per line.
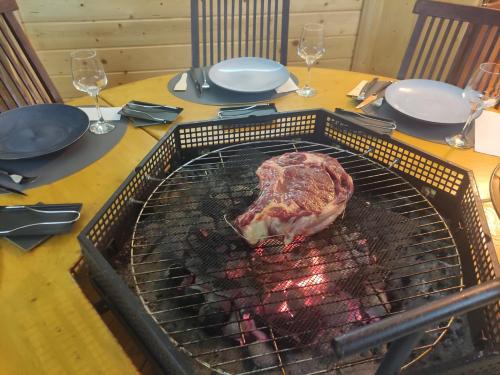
[357, 77, 378, 101]
[188, 68, 202, 96]
[0, 182, 26, 196]
[356, 81, 393, 109]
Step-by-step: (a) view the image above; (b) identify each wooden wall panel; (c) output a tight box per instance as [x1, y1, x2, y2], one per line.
[16, 0, 363, 99]
[38, 36, 356, 75]
[19, 0, 363, 22]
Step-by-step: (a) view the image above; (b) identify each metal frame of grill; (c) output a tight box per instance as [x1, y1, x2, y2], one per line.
[78, 109, 500, 375]
[130, 140, 463, 375]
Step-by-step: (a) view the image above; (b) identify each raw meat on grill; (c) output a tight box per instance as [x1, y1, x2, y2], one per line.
[235, 152, 354, 244]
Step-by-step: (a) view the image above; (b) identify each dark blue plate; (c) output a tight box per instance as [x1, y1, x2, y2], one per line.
[0, 104, 89, 160]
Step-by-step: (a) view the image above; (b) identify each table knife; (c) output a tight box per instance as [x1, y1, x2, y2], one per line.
[0, 182, 26, 196]
[188, 68, 202, 96]
[356, 81, 393, 109]
[357, 77, 378, 101]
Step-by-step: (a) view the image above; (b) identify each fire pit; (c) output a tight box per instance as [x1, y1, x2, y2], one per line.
[79, 109, 500, 374]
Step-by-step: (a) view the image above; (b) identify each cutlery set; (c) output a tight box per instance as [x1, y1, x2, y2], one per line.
[355, 78, 393, 109]
[119, 100, 183, 126]
[189, 67, 211, 96]
[0, 168, 37, 195]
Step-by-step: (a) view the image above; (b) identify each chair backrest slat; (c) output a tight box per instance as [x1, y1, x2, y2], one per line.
[273, 0, 278, 61]
[435, 20, 464, 81]
[245, 0, 249, 56]
[410, 16, 436, 78]
[231, 0, 235, 58]
[398, 0, 500, 88]
[429, 18, 453, 79]
[419, 17, 444, 78]
[0, 1, 60, 110]
[191, 0, 290, 67]
[238, 0, 243, 57]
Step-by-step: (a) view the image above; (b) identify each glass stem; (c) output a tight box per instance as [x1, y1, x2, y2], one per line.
[306, 64, 312, 88]
[92, 93, 105, 124]
[460, 105, 481, 136]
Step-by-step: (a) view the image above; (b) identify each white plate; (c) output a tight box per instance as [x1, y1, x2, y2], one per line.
[385, 79, 470, 124]
[208, 57, 290, 93]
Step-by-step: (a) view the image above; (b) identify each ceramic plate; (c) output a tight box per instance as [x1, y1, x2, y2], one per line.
[385, 79, 470, 124]
[0, 104, 89, 160]
[491, 164, 500, 218]
[208, 57, 290, 93]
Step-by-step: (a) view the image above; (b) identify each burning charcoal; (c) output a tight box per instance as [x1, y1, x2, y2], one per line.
[154, 263, 192, 299]
[177, 286, 205, 313]
[198, 295, 231, 335]
[222, 312, 244, 344]
[247, 341, 279, 370]
[239, 315, 280, 370]
[360, 282, 390, 322]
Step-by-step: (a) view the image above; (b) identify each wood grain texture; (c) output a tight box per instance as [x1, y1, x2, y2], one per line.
[15, 0, 363, 99]
[39, 36, 356, 75]
[24, 12, 360, 50]
[18, 0, 363, 22]
[0, 94, 156, 374]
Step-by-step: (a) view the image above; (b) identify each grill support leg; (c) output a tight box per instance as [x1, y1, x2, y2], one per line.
[375, 331, 423, 375]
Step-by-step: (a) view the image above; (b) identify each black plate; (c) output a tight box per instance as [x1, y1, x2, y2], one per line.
[0, 104, 89, 160]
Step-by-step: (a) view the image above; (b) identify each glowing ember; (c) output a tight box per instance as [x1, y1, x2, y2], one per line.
[283, 235, 306, 253]
[297, 273, 325, 288]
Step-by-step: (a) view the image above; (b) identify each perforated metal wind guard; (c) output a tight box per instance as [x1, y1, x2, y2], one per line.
[79, 108, 500, 374]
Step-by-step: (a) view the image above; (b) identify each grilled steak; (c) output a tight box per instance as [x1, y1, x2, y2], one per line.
[235, 152, 354, 244]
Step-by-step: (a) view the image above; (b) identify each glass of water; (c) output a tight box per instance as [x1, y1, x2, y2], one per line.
[297, 23, 326, 98]
[71, 49, 115, 134]
[445, 62, 499, 148]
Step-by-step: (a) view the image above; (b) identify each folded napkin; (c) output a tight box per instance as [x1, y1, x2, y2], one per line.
[276, 78, 298, 93]
[174, 72, 188, 91]
[78, 107, 122, 121]
[119, 100, 183, 127]
[334, 108, 396, 136]
[3, 203, 82, 252]
[474, 110, 500, 157]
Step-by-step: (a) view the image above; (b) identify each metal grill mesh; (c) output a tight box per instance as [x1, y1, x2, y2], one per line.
[130, 140, 463, 374]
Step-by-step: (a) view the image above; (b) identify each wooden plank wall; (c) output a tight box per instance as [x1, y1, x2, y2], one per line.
[16, 0, 363, 99]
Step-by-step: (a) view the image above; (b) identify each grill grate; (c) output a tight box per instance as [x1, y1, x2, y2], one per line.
[130, 140, 463, 374]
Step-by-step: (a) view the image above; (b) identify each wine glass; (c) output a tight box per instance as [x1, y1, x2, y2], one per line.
[70, 49, 115, 135]
[445, 62, 500, 148]
[297, 23, 325, 98]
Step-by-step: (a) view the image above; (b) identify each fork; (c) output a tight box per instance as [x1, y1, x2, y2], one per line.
[201, 69, 210, 91]
[121, 108, 168, 123]
[0, 168, 37, 184]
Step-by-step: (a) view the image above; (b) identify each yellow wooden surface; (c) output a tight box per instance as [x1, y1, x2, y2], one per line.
[99, 66, 500, 256]
[0, 96, 156, 374]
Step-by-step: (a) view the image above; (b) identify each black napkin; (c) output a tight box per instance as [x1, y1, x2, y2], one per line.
[217, 103, 278, 119]
[334, 108, 396, 136]
[3, 203, 82, 252]
[119, 100, 183, 127]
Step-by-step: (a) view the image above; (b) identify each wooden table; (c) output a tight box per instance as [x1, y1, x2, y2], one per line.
[0, 67, 498, 374]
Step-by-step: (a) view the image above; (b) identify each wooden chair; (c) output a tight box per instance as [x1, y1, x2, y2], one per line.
[398, 0, 499, 88]
[190, 0, 291, 67]
[0, 0, 61, 112]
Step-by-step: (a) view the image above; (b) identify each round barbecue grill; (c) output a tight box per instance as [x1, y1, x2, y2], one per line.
[130, 140, 463, 375]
